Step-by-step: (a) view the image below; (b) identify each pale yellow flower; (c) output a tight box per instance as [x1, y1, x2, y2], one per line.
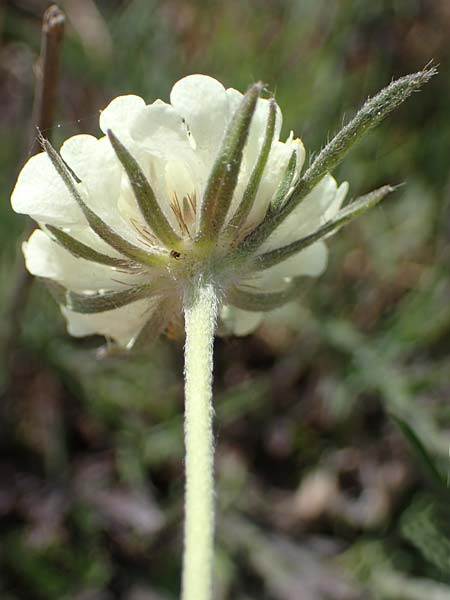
[13, 74, 392, 349]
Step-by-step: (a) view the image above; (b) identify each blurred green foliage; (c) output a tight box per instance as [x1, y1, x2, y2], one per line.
[1, 1, 450, 598]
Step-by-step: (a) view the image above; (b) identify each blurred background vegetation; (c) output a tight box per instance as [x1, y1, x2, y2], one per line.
[1, 1, 450, 598]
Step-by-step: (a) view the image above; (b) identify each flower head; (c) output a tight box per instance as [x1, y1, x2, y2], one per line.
[12, 72, 425, 350]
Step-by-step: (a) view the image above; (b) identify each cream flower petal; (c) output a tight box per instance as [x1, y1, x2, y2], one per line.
[247, 137, 305, 227]
[226, 89, 283, 179]
[60, 134, 100, 177]
[23, 229, 144, 292]
[247, 241, 328, 292]
[261, 174, 343, 252]
[245, 98, 283, 164]
[170, 75, 228, 163]
[99, 94, 146, 138]
[60, 135, 122, 216]
[225, 88, 243, 113]
[130, 101, 193, 159]
[290, 174, 340, 227]
[48, 223, 124, 259]
[61, 298, 156, 348]
[227, 90, 282, 144]
[128, 101, 208, 230]
[61, 135, 120, 205]
[11, 152, 83, 226]
[325, 181, 349, 219]
[220, 304, 263, 336]
[60, 134, 153, 249]
[127, 116, 200, 216]
[287, 134, 306, 177]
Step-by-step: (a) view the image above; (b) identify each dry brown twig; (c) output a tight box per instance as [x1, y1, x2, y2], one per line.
[2, 4, 65, 360]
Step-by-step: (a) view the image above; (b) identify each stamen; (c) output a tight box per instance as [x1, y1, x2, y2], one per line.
[187, 192, 197, 214]
[129, 217, 165, 253]
[170, 191, 197, 239]
[171, 192, 189, 238]
[182, 192, 197, 236]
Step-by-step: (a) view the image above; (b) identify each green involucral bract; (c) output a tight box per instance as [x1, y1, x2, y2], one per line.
[10, 69, 435, 349]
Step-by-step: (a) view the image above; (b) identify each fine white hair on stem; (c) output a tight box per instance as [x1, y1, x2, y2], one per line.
[182, 281, 219, 600]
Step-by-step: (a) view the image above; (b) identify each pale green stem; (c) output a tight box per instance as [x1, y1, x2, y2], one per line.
[182, 281, 218, 600]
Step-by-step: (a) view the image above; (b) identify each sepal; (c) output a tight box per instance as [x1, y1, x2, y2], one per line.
[254, 185, 395, 271]
[197, 82, 263, 241]
[107, 129, 181, 247]
[42, 138, 166, 268]
[47, 225, 133, 269]
[269, 149, 297, 212]
[227, 279, 304, 312]
[131, 300, 172, 351]
[226, 98, 276, 235]
[44, 279, 154, 313]
[240, 66, 437, 253]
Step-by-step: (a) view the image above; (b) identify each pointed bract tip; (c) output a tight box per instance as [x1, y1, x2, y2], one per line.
[36, 128, 48, 151]
[246, 81, 265, 98]
[419, 62, 438, 80]
[106, 128, 117, 143]
[405, 64, 438, 89]
[39, 134, 51, 153]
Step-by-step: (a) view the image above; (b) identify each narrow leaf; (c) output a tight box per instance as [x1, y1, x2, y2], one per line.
[45, 280, 153, 313]
[107, 130, 181, 247]
[241, 66, 437, 253]
[225, 99, 277, 235]
[47, 225, 132, 269]
[42, 139, 166, 268]
[197, 82, 263, 242]
[391, 414, 448, 491]
[253, 185, 394, 271]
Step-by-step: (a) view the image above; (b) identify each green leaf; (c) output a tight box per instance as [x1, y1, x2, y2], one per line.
[107, 130, 181, 247]
[401, 493, 450, 576]
[241, 66, 437, 253]
[197, 82, 263, 242]
[253, 185, 394, 271]
[391, 414, 448, 491]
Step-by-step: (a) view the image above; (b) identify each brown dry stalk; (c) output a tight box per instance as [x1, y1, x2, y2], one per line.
[2, 5, 65, 359]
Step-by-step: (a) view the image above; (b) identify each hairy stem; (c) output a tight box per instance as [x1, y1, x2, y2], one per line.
[182, 282, 218, 600]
